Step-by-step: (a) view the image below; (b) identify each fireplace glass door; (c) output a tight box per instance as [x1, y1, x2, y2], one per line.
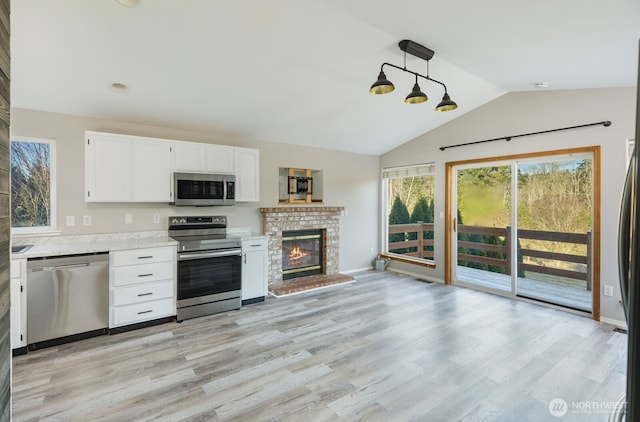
[282, 229, 323, 279]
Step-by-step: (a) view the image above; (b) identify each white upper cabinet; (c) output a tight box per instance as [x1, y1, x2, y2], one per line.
[86, 131, 132, 202]
[206, 144, 235, 174]
[174, 142, 207, 172]
[174, 142, 235, 174]
[86, 131, 172, 203]
[85, 131, 259, 203]
[132, 139, 173, 202]
[234, 147, 260, 202]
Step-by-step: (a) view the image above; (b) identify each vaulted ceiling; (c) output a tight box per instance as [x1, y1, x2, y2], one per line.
[10, 0, 640, 155]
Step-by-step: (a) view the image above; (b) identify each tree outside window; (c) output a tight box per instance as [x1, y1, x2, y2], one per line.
[11, 137, 56, 232]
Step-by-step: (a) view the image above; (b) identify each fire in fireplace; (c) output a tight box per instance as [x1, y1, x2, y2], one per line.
[282, 229, 323, 280]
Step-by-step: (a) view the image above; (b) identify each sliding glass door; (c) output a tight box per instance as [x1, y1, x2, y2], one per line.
[514, 155, 593, 311]
[450, 150, 595, 313]
[454, 163, 513, 294]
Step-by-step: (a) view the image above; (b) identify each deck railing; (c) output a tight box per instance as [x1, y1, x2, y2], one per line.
[388, 223, 592, 290]
[388, 223, 435, 260]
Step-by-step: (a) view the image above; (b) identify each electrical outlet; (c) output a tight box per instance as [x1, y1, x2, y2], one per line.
[83, 215, 92, 226]
[125, 214, 133, 224]
[604, 285, 613, 297]
[66, 216, 75, 226]
[153, 212, 160, 224]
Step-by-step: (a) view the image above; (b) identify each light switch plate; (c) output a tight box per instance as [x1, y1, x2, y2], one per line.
[604, 285, 613, 297]
[66, 216, 75, 226]
[83, 215, 91, 226]
[125, 214, 133, 224]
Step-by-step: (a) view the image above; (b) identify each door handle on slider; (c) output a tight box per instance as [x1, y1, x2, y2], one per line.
[453, 218, 457, 232]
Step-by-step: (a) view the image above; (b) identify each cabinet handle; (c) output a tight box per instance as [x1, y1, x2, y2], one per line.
[244, 253, 247, 264]
[251, 244, 262, 247]
[138, 273, 154, 277]
[137, 292, 153, 297]
[137, 256, 154, 259]
[138, 310, 153, 315]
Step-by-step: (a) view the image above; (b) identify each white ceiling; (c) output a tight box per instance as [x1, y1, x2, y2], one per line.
[9, 0, 640, 155]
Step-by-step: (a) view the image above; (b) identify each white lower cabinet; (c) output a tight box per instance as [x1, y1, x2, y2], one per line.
[241, 237, 268, 303]
[109, 246, 176, 328]
[10, 259, 27, 349]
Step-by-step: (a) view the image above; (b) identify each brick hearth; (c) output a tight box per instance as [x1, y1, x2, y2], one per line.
[259, 206, 355, 296]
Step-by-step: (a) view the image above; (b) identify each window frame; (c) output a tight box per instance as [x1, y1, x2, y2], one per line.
[382, 163, 436, 268]
[10, 136, 58, 235]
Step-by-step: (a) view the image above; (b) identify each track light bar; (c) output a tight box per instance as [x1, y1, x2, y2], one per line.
[369, 40, 458, 112]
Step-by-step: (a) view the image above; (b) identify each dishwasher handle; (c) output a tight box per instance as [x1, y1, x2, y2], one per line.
[30, 262, 90, 272]
[28, 252, 109, 271]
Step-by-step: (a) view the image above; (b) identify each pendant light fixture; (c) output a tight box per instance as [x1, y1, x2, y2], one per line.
[369, 40, 458, 112]
[405, 75, 427, 104]
[369, 70, 395, 94]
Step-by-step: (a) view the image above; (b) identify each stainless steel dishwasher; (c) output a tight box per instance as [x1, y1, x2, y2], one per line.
[27, 253, 109, 350]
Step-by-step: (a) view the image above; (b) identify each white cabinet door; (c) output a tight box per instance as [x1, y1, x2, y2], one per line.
[11, 259, 26, 349]
[234, 147, 260, 202]
[241, 239, 268, 301]
[207, 144, 235, 174]
[174, 142, 206, 172]
[132, 139, 173, 202]
[85, 132, 132, 202]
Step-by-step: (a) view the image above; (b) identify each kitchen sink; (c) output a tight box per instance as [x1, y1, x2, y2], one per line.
[12, 245, 32, 254]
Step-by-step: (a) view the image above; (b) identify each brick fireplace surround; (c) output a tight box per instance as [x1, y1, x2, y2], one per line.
[259, 207, 355, 296]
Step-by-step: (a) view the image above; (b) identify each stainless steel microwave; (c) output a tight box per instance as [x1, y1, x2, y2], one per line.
[173, 172, 236, 206]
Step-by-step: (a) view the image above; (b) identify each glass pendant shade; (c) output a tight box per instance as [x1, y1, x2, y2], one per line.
[369, 70, 395, 94]
[404, 82, 427, 104]
[435, 93, 458, 112]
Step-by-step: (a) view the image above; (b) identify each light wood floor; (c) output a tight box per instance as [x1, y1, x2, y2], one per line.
[12, 271, 626, 421]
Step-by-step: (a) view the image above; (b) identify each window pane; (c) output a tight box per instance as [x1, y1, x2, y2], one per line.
[386, 175, 435, 260]
[11, 140, 52, 228]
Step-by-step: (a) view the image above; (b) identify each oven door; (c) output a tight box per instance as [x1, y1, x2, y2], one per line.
[177, 248, 241, 306]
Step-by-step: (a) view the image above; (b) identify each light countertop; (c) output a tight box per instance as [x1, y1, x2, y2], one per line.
[11, 229, 268, 260]
[11, 231, 177, 259]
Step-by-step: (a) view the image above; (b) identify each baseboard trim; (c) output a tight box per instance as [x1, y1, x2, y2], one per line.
[600, 316, 628, 330]
[387, 268, 443, 284]
[342, 267, 374, 274]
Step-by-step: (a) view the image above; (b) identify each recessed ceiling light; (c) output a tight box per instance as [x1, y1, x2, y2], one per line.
[116, 0, 140, 7]
[534, 82, 549, 89]
[110, 82, 130, 93]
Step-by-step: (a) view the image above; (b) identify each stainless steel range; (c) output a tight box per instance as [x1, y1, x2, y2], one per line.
[169, 216, 242, 321]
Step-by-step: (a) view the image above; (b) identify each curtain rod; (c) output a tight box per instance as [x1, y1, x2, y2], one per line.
[439, 120, 611, 151]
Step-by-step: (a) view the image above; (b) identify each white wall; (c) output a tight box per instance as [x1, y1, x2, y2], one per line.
[10, 108, 380, 273]
[381, 87, 636, 325]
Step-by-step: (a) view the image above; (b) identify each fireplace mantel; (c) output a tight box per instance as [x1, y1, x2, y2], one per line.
[259, 206, 344, 214]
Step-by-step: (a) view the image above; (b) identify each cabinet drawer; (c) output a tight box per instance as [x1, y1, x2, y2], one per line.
[112, 261, 174, 286]
[111, 246, 174, 267]
[113, 280, 174, 306]
[242, 238, 268, 252]
[112, 298, 174, 327]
